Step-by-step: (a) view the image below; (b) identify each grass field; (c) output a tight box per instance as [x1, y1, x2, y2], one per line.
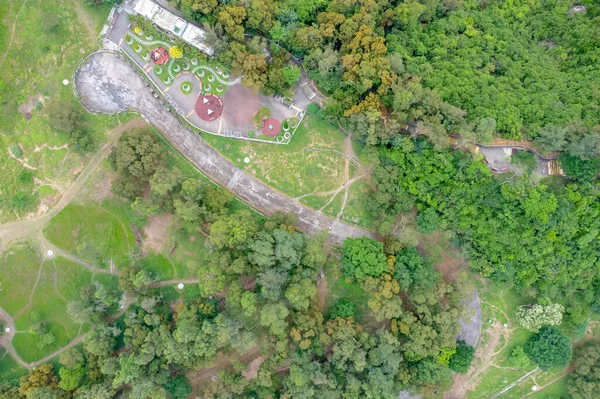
[0, 350, 27, 381]
[0, 242, 42, 315]
[338, 179, 375, 229]
[44, 203, 135, 269]
[0, 0, 120, 222]
[203, 116, 350, 197]
[12, 260, 85, 363]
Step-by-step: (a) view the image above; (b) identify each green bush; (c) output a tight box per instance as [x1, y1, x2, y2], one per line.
[449, 341, 475, 373]
[331, 299, 355, 319]
[525, 326, 572, 371]
[416, 208, 440, 234]
[512, 150, 537, 174]
[307, 103, 320, 114]
[10, 144, 23, 158]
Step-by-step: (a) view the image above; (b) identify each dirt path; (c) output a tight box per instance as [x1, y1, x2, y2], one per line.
[446, 320, 511, 399]
[0, 118, 146, 256]
[187, 346, 263, 396]
[316, 271, 327, 313]
[0, 0, 28, 70]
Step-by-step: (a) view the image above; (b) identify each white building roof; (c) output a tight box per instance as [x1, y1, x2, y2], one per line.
[153, 8, 186, 36]
[134, 0, 213, 55]
[181, 24, 214, 56]
[134, 0, 159, 20]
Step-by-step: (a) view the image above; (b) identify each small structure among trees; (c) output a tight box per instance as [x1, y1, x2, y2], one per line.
[150, 47, 169, 65]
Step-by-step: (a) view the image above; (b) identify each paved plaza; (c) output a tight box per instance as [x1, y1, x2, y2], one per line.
[104, 7, 301, 140]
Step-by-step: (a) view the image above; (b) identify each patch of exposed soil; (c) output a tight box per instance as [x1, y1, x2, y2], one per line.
[445, 321, 511, 399]
[418, 231, 468, 282]
[317, 271, 327, 313]
[92, 170, 118, 202]
[242, 355, 267, 380]
[187, 347, 262, 396]
[18, 95, 44, 120]
[142, 214, 172, 254]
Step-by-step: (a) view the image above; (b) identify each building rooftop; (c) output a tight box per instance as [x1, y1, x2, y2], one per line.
[181, 24, 214, 56]
[153, 8, 186, 36]
[134, 0, 160, 20]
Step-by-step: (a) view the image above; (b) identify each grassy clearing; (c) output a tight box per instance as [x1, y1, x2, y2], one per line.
[54, 256, 93, 302]
[0, 351, 27, 381]
[0, 242, 42, 315]
[203, 116, 349, 197]
[166, 227, 212, 280]
[44, 203, 135, 269]
[0, 0, 120, 222]
[324, 267, 369, 323]
[299, 194, 331, 210]
[13, 260, 83, 363]
[138, 254, 174, 281]
[339, 179, 375, 229]
[323, 190, 344, 218]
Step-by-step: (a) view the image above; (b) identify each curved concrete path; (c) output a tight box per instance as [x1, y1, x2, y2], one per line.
[74, 51, 371, 245]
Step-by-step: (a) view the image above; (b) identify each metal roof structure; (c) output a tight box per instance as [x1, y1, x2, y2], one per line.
[181, 24, 214, 56]
[133, 0, 213, 54]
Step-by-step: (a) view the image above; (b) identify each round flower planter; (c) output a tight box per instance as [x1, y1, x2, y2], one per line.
[135, 45, 142, 53]
[173, 64, 181, 73]
[191, 58, 198, 66]
[143, 53, 150, 61]
[164, 78, 171, 85]
[154, 67, 163, 74]
[207, 74, 215, 82]
[198, 70, 205, 77]
[216, 85, 224, 92]
[146, 35, 153, 41]
[222, 72, 230, 78]
[126, 36, 134, 45]
[183, 63, 190, 71]
[204, 83, 212, 91]
[284, 132, 291, 140]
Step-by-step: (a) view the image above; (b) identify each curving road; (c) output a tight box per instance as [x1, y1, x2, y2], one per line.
[74, 50, 372, 245]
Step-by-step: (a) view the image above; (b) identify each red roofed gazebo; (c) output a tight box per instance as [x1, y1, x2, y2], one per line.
[261, 118, 281, 137]
[150, 47, 169, 65]
[195, 93, 223, 121]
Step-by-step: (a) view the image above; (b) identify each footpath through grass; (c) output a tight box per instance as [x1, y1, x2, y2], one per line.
[0, 0, 120, 222]
[203, 116, 350, 197]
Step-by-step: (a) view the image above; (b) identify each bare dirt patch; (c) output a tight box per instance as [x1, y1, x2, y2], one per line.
[317, 271, 328, 313]
[445, 321, 512, 399]
[18, 95, 44, 120]
[92, 170, 118, 202]
[418, 231, 468, 282]
[142, 214, 172, 255]
[187, 347, 262, 396]
[242, 355, 267, 380]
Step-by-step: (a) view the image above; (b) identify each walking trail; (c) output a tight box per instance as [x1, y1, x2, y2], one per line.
[0, 118, 146, 255]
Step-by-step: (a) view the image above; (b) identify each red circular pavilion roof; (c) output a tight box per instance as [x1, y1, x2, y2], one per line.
[261, 118, 281, 137]
[151, 47, 169, 65]
[195, 94, 223, 121]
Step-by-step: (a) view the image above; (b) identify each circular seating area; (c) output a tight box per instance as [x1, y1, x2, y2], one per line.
[195, 94, 223, 121]
[261, 118, 281, 137]
[150, 47, 169, 65]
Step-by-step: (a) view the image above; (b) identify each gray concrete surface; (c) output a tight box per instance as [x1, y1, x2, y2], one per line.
[479, 147, 549, 178]
[106, 9, 298, 139]
[75, 51, 372, 244]
[456, 289, 482, 347]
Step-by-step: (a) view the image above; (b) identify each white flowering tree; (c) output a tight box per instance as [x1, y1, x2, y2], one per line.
[516, 303, 565, 332]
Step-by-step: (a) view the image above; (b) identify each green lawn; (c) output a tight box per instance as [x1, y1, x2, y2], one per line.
[323, 190, 344, 218]
[338, 179, 376, 229]
[138, 254, 174, 281]
[44, 203, 135, 269]
[13, 261, 84, 363]
[324, 267, 369, 324]
[54, 256, 93, 302]
[0, 0, 121, 222]
[299, 194, 331, 210]
[0, 243, 42, 315]
[0, 351, 27, 382]
[203, 115, 349, 197]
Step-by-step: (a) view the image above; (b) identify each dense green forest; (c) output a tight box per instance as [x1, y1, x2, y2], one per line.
[173, 0, 600, 162]
[0, 128, 474, 398]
